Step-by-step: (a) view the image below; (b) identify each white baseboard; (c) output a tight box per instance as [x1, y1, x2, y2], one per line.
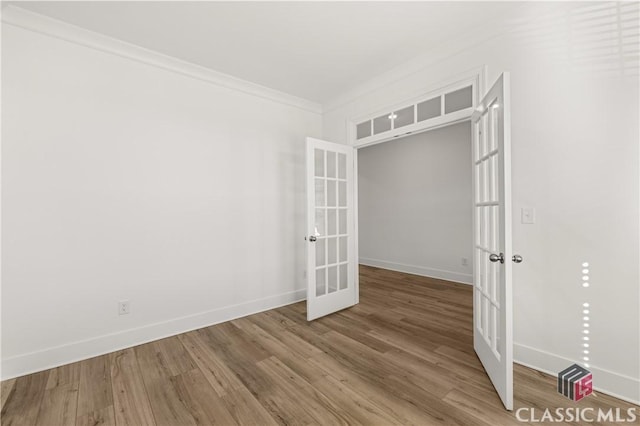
[360, 257, 472, 285]
[5, 285, 637, 407]
[1, 288, 306, 381]
[514, 342, 640, 406]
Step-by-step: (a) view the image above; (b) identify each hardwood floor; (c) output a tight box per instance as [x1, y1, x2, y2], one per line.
[1, 265, 637, 425]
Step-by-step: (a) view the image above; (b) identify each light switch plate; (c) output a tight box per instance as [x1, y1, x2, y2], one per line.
[521, 207, 535, 224]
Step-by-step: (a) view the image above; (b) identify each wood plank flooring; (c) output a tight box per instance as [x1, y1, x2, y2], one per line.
[1, 265, 637, 425]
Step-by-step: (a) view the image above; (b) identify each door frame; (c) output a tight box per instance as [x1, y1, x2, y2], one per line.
[345, 65, 486, 293]
[353, 149, 360, 304]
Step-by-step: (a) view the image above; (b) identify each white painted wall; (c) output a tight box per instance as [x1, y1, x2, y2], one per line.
[2, 1, 638, 406]
[1, 23, 321, 378]
[358, 122, 473, 284]
[323, 3, 640, 403]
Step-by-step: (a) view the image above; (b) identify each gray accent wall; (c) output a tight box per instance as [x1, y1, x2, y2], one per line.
[358, 121, 472, 284]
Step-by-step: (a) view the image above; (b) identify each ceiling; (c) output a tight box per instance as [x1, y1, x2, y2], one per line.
[7, 1, 566, 103]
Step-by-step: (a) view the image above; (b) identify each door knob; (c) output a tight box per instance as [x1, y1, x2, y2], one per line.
[309, 235, 317, 242]
[512, 254, 523, 263]
[489, 253, 504, 263]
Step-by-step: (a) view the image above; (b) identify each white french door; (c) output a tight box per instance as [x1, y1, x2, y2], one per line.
[305, 137, 358, 321]
[472, 73, 517, 410]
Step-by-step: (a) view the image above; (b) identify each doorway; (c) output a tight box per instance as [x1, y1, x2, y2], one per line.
[306, 73, 514, 410]
[357, 121, 473, 286]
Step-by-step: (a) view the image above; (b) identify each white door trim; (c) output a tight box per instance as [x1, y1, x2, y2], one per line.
[352, 148, 360, 304]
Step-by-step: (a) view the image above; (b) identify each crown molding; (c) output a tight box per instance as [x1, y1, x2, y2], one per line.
[320, 17, 512, 114]
[1, 5, 322, 115]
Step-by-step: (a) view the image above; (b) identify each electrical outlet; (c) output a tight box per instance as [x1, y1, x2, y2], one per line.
[461, 257, 469, 267]
[118, 300, 130, 315]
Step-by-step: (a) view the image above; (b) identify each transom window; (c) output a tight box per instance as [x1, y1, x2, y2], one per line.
[353, 79, 477, 145]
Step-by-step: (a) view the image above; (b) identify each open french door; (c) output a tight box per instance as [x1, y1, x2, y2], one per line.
[472, 73, 517, 410]
[305, 137, 358, 321]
